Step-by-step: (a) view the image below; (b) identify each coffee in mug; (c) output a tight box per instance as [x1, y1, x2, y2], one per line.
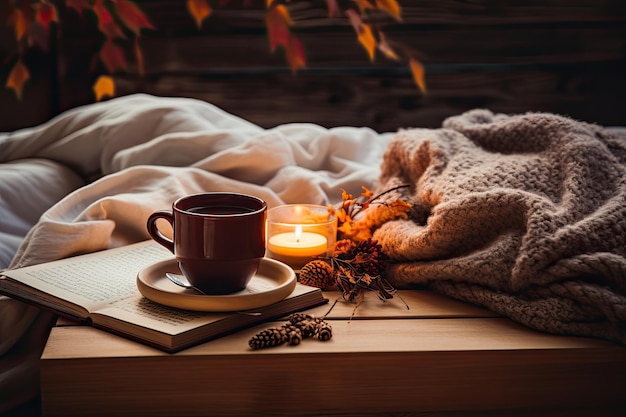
[147, 193, 267, 294]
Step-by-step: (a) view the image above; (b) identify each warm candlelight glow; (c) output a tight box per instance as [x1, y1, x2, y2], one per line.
[268, 226, 327, 258]
[265, 204, 336, 270]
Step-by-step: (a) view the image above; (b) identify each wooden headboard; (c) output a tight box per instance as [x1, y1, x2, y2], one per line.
[1, 0, 625, 132]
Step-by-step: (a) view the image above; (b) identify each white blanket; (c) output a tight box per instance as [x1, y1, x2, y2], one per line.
[0, 94, 393, 411]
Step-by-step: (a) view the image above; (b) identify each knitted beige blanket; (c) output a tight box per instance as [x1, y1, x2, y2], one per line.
[373, 109, 626, 344]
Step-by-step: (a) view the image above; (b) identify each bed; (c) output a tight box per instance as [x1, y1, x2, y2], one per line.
[1, 93, 625, 414]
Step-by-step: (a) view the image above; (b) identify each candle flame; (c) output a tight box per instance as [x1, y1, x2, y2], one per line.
[294, 225, 303, 243]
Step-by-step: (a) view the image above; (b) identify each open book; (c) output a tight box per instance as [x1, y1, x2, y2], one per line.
[0, 241, 327, 353]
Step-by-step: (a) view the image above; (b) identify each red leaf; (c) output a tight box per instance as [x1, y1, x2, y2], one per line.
[265, 5, 292, 52]
[34, 2, 59, 31]
[286, 36, 306, 72]
[93, 0, 126, 39]
[6, 59, 30, 100]
[99, 40, 127, 73]
[325, 0, 340, 18]
[114, 0, 155, 35]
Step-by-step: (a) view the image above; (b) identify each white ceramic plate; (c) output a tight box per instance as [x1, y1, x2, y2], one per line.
[137, 258, 296, 312]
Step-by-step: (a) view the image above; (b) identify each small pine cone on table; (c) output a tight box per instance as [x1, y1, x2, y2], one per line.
[248, 324, 302, 350]
[299, 259, 335, 289]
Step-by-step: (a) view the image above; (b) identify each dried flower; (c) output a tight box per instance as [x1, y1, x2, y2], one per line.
[330, 185, 412, 241]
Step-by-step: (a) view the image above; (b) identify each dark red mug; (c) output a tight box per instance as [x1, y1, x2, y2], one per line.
[147, 193, 267, 294]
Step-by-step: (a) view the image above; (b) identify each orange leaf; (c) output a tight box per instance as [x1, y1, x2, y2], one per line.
[286, 36, 306, 72]
[114, 0, 155, 35]
[346, 10, 376, 61]
[34, 1, 59, 31]
[6, 59, 30, 100]
[187, 0, 212, 29]
[409, 58, 427, 93]
[265, 5, 292, 52]
[93, 0, 126, 39]
[65, 0, 91, 15]
[11, 9, 29, 41]
[353, 0, 374, 13]
[93, 75, 115, 101]
[99, 40, 127, 73]
[375, 0, 402, 21]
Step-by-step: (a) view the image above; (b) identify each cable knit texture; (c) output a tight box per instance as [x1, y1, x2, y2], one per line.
[373, 109, 626, 344]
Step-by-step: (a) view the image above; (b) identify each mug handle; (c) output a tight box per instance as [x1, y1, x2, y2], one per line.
[146, 210, 175, 254]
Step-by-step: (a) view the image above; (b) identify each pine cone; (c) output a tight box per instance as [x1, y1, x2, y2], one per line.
[314, 321, 333, 341]
[248, 324, 302, 350]
[349, 238, 388, 276]
[299, 260, 335, 288]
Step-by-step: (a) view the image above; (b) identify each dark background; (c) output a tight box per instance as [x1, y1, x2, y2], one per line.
[1, 0, 625, 133]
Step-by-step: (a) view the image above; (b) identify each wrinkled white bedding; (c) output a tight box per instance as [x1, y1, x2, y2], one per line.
[0, 94, 394, 412]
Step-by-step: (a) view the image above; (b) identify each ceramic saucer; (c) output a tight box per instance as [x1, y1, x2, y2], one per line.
[137, 257, 296, 312]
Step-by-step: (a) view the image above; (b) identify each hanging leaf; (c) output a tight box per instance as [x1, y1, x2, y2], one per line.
[114, 0, 155, 35]
[65, 0, 91, 15]
[93, 0, 126, 39]
[99, 40, 127, 73]
[265, 5, 292, 52]
[353, 0, 374, 13]
[133, 37, 145, 75]
[93, 75, 115, 101]
[409, 58, 426, 93]
[346, 9, 376, 61]
[26, 18, 50, 51]
[6, 59, 30, 100]
[10, 9, 29, 42]
[286, 36, 306, 72]
[377, 30, 399, 60]
[325, 0, 340, 18]
[375, 0, 402, 21]
[33, 1, 59, 31]
[187, 0, 212, 29]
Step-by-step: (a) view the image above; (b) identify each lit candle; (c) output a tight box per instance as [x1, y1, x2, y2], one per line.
[267, 225, 328, 269]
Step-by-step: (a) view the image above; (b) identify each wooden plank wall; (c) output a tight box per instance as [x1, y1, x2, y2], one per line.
[1, 0, 625, 133]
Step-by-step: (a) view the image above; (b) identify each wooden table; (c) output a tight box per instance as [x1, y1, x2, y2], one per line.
[40, 291, 626, 417]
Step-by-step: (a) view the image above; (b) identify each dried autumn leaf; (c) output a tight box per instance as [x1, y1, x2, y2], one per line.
[353, 0, 374, 13]
[93, 0, 126, 39]
[377, 30, 399, 60]
[361, 186, 374, 199]
[375, 0, 402, 21]
[93, 75, 115, 101]
[65, 0, 91, 15]
[11, 9, 28, 41]
[6, 59, 30, 100]
[409, 58, 427, 93]
[115, 0, 155, 35]
[34, 1, 59, 31]
[325, 0, 340, 17]
[187, 0, 212, 29]
[99, 40, 127, 73]
[134, 37, 145, 75]
[346, 9, 376, 61]
[286, 36, 306, 72]
[265, 5, 292, 52]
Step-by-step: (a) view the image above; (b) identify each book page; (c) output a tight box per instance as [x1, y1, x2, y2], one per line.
[2, 241, 172, 312]
[95, 292, 230, 336]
